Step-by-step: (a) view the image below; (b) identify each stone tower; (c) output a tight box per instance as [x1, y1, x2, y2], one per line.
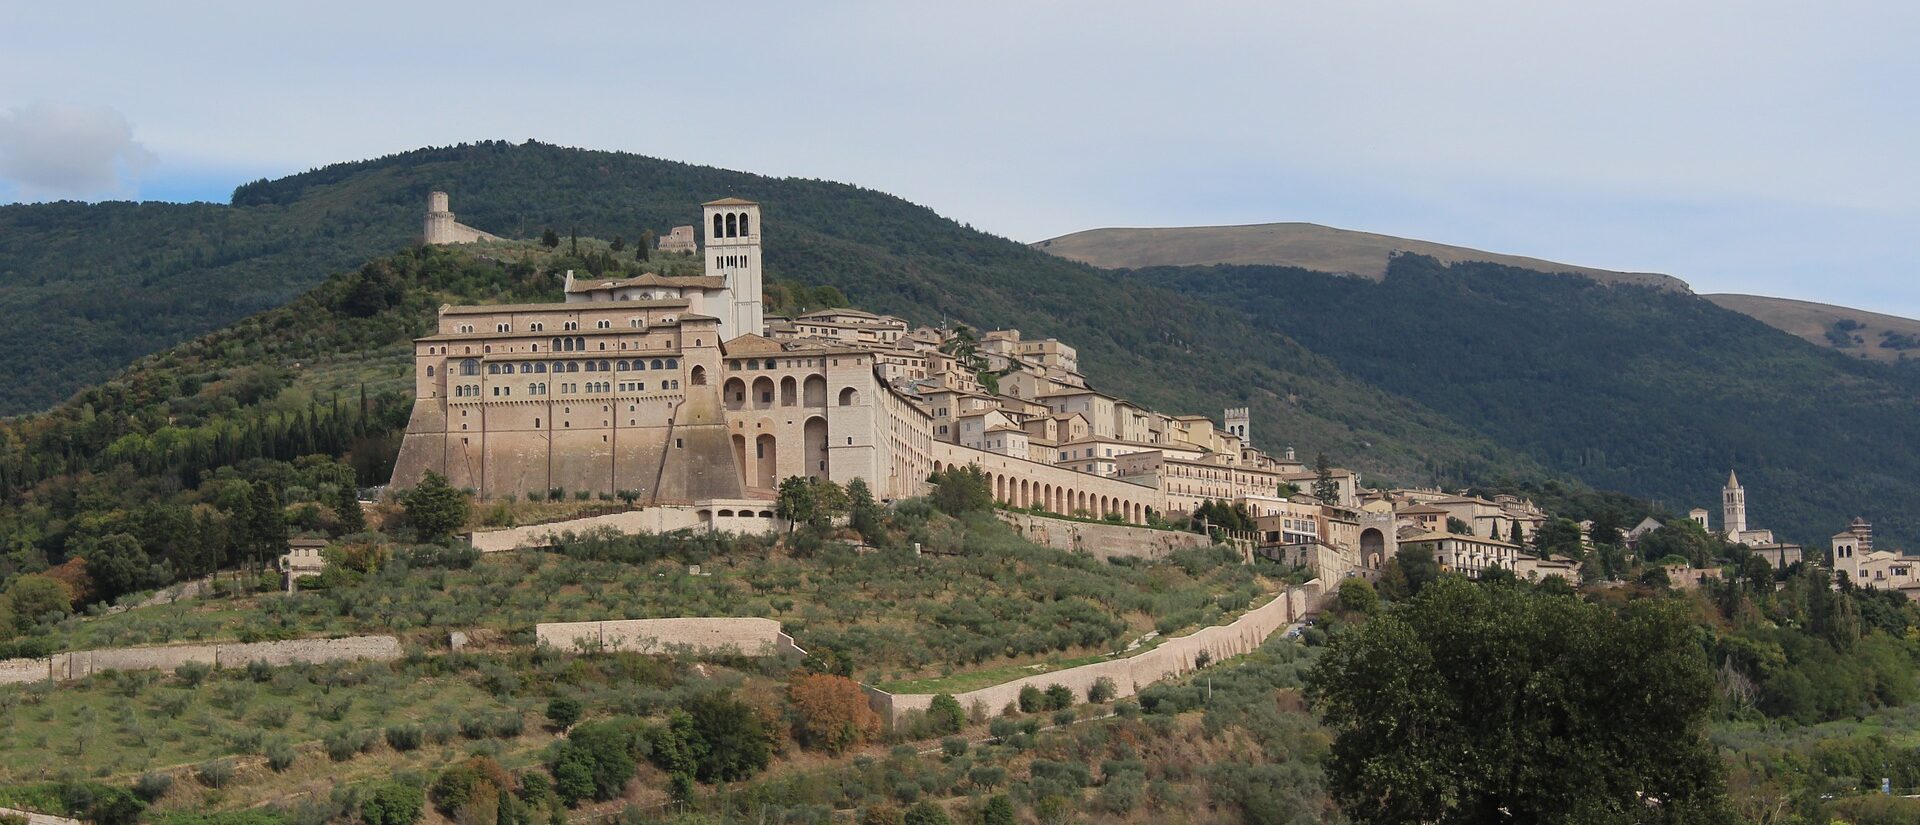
[1722, 470, 1747, 540]
[1224, 407, 1250, 444]
[422, 191, 500, 245]
[703, 198, 763, 341]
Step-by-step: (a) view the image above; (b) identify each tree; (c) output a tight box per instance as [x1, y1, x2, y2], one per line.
[1313, 453, 1338, 504]
[80, 533, 149, 600]
[546, 696, 583, 731]
[1509, 520, 1526, 547]
[685, 691, 773, 783]
[902, 801, 952, 825]
[247, 482, 288, 575]
[929, 465, 993, 516]
[1337, 577, 1378, 614]
[1446, 516, 1473, 536]
[637, 229, 654, 261]
[927, 694, 967, 736]
[549, 717, 645, 805]
[980, 795, 1016, 825]
[788, 673, 881, 755]
[847, 477, 884, 542]
[360, 781, 425, 825]
[540, 228, 559, 248]
[403, 471, 469, 542]
[1392, 545, 1441, 597]
[5, 573, 73, 630]
[334, 482, 365, 534]
[1306, 577, 1733, 824]
[775, 476, 819, 529]
[610, 235, 625, 252]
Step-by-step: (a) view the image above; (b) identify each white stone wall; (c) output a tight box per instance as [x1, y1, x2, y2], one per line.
[469, 505, 780, 552]
[0, 806, 82, 825]
[998, 511, 1217, 561]
[0, 636, 402, 686]
[536, 617, 803, 657]
[871, 580, 1323, 724]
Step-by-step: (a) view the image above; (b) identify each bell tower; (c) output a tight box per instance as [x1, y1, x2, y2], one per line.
[1722, 470, 1747, 540]
[703, 198, 763, 340]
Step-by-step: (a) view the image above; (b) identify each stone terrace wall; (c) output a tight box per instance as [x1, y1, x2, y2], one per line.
[470, 505, 780, 552]
[999, 511, 1218, 561]
[0, 806, 82, 825]
[0, 636, 402, 686]
[536, 617, 804, 657]
[871, 580, 1323, 725]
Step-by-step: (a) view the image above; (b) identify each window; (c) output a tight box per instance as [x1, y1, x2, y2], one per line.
[597, 320, 611, 329]
[460, 359, 480, 376]
[564, 321, 578, 331]
[487, 363, 500, 375]
[496, 323, 510, 332]
[426, 366, 435, 377]
[530, 322, 544, 332]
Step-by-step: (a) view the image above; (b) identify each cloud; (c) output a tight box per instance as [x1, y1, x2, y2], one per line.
[0, 101, 157, 201]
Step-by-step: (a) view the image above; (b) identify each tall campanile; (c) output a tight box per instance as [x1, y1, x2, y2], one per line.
[702, 198, 763, 340]
[1722, 469, 1748, 540]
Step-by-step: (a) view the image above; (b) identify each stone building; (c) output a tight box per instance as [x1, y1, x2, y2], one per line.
[657, 225, 698, 254]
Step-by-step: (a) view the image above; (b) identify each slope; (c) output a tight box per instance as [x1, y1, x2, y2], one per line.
[1139, 256, 1920, 548]
[1033, 222, 1686, 290]
[1705, 293, 1920, 364]
[0, 141, 1518, 486]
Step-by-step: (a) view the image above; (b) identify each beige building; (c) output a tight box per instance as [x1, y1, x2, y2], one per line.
[657, 225, 698, 254]
[1401, 531, 1520, 579]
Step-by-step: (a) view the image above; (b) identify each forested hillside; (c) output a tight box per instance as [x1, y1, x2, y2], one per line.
[2, 140, 1913, 546]
[1140, 256, 1920, 547]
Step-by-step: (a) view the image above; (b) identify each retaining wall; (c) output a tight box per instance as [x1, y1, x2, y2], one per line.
[869, 579, 1323, 725]
[999, 511, 1218, 561]
[0, 806, 82, 825]
[536, 617, 804, 657]
[0, 635, 403, 686]
[470, 505, 780, 552]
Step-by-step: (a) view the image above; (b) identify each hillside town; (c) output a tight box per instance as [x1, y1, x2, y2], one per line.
[395, 193, 1906, 596]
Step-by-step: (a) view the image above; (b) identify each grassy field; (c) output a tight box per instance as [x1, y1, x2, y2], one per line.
[29, 514, 1277, 688]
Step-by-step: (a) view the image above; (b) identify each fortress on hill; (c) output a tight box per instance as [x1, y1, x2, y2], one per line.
[392, 193, 1412, 563]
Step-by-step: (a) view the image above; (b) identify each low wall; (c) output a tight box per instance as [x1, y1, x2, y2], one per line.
[870, 579, 1323, 725]
[470, 504, 781, 552]
[0, 636, 403, 686]
[536, 617, 804, 657]
[0, 806, 82, 825]
[999, 511, 1219, 561]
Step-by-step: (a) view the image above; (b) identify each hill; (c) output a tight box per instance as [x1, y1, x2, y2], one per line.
[1033, 222, 1687, 290]
[1705, 293, 1920, 364]
[2, 141, 1917, 548]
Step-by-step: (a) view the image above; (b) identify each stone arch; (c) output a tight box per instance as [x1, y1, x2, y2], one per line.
[690, 365, 707, 386]
[804, 416, 828, 478]
[726, 212, 738, 237]
[1361, 528, 1386, 566]
[723, 377, 746, 410]
[804, 375, 827, 406]
[1018, 479, 1030, 508]
[713, 213, 724, 238]
[838, 387, 859, 406]
[780, 376, 797, 406]
[752, 376, 775, 409]
[755, 434, 778, 489]
[739, 213, 751, 236]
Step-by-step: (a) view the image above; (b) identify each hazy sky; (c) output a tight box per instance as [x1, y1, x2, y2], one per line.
[2, 2, 1916, 316]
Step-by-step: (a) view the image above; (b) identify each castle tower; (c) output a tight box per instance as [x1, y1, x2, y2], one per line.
[1722, 470, 1747, 540]
[424, 191, 455, 243]
[1688, 508, 1710, 531]
[1224, 407, 1250, 444]
[703, 198, 763, 341]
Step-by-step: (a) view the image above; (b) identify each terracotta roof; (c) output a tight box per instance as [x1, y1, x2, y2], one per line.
[722, 334, 786, 355]
[704, 196, 758, 206]
[1401, 530, 1519, 549]
[440, 299, 690, 315]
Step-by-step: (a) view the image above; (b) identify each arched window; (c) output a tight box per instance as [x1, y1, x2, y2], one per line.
[665, 358, 678, 369]
[713, 213, 724, 238]
[426, 366, 435, 377]
[599, 360, 610, 371]
[537, 362, 549, 373]
[551, 338, 562, 351]
[460, 359, 480, 376]
[725, 213, 737, 237]
[486, 363, 499, 374]
[618, 360, 629, 371]
[651, 359, 664, 370]
[739, 213, 750, 236]
[838, 387, 858, 406]
[586, 361, 597, 372]
[574, 337, 585, 351]
[690, 365, 707, 385]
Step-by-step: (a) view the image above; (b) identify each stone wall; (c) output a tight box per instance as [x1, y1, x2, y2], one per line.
[0, 636, 402, 686]
[0, 806, 82, 825]
[469, 504, 781, 552]
[869, 580, 1323, 725]
[998, 511, 1217, 561]
[536, 617, 804, 657]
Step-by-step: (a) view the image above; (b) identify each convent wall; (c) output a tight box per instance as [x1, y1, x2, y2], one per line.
[535, 617, 804, 657]
[0, 636, 402, 685]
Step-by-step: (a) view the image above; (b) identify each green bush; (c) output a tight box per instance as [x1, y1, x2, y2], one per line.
[385, 723, 423, 752]
[1017, 685, 1043, 714]
[1044, 684, 1074, 710]
[133, 772, 173, 802]
[360, 782, 424, 825]
[546, 696, 582, 730]
[1088, 677, 1117, 704]
[265, 738, 296, 772]
[926, 694, 966, 736]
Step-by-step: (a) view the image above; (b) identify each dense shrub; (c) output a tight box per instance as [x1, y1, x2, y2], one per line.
[926, 694, 966, 736]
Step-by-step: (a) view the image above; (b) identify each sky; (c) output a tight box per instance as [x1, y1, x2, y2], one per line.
[1, 1, 1916, 317]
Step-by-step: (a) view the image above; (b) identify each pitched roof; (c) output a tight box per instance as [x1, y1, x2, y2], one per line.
[704, 196, 758, 206]
[722, 334, 786, 354]
[565, 273, 726, 292]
